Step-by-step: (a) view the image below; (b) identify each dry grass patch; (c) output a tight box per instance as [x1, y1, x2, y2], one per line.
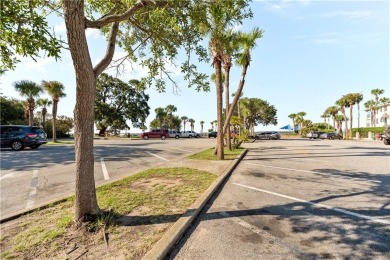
[0, 167, 216, 259]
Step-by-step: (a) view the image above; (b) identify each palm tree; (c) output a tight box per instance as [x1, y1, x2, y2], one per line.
[296, 111, 306, 135]
[353, 93, 364, 129]
[200, 120, 205, 133]
[210, 121, 214, 132]
[344, 93, 358, 139]
[154, 107, 167, 128]
[364, 100, 376, 127]
[336, 97, 349, 138]
[325, 106, 339, 130]
[189, 118, 195, 131]
[36, 98, 52, 128]
[42, 80, 66, 142]
[221, 29, 263, 137]
[288, 113, 297, 132]
[320, 113, 330, 129]
[181, 116, 188, 131]
[371, 88, 384, 105]
[14, 80, 43, 126]
[165, 104, 177, 128]
[334, 114, 345, 135]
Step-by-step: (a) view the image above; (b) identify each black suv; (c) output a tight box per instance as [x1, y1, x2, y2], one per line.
[0, 125, 48, 151]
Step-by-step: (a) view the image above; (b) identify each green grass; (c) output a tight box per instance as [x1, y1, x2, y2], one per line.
[188, 147, 245, 160]
[1, 167, 216, 259]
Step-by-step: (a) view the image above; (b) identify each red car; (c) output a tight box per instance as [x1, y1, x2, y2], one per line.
[141, 129, 169, 140]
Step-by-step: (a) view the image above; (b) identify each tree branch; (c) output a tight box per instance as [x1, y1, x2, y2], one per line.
[94, 22, 119, 77]
[85, 0, 169, 29]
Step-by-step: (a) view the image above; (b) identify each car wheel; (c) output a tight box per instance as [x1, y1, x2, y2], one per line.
[29, 145, 40, 149]
[11, 140, 24, 151]
[175, 135, 179, 139]
[189, 135, 193, 138]
[161, 135, 166, 140]
[143, 135, 149, 140]
[384, 139, 390, 145]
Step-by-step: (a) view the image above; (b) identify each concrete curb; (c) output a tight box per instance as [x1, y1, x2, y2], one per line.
[142, 149, 249, 260]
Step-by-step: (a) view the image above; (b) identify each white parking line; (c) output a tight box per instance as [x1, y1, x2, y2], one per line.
[26, 170, 39, 209]
[100, 158, 110, 180]
[0, 172, 15, 181]
[146, 151, 169, 161]
[233, 182, 390, 225]
[245, 163, 381, 184]
[171, 148, 193, 153]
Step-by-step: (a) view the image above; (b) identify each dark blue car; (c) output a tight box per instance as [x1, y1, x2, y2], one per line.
[0, 125, 48, 151]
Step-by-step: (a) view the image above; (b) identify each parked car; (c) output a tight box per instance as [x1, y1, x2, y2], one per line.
[382, 125, 390, 145]
[208, 131, 217, 138]
[254, 131, 281, 140]
[319, 132, 343, 140]
[0, 125, 48, 151]
[168, 130, 181, 139]
[181, 131, 200, 138]
[307, 131, 325, 139]
[140, 129, 169, 140]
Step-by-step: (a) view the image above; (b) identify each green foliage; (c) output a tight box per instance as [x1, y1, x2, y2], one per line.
[0, 0, 62, 70]
[351, 127, 386, 138]
[240, 97, 278, 128]
[94, 73, 150, 135]
[40, 115, 74, 138]
[0, 97, 26, 124]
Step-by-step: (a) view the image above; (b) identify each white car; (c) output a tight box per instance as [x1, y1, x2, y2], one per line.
[181, 131, 200, 138]
[168, 130, 181, 139]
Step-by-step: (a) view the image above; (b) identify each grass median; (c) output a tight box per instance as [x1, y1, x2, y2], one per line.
[0, 167, 216, 259]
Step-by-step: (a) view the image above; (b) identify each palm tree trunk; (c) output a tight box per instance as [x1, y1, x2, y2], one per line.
[64, 0, 99, 221]
[52, 101, 58, 142]
[357, 103, 360, 129]
[349, 106, 353, 139]
[213, 59, 224, 160]
[224, 66, 231, 151]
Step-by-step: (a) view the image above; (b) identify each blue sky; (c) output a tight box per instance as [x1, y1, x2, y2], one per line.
[1, 0, 389, 132]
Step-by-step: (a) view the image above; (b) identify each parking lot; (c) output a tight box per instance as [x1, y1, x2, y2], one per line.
[170, 138, 390, 259]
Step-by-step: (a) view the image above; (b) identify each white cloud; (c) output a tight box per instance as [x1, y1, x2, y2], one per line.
[25, 57, 55, 72]
[86, 28, 103, 39]
[322, 10, 373, 19]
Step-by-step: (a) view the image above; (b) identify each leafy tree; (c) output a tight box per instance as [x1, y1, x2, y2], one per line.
[42, 80, 66, 142]
[13, 80, 43, 126]
[0, 97, 25, 125]
[320, 113, 331, 129]
[95, 73, 150, 136]
[36, 98, 52, 128]
[165, 104, 177, 128]
[42, 115, 74, 138]
[0, 1, 62, 70]
[240, 97, 277, 135]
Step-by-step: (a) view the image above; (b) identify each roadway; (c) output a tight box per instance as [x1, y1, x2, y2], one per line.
[169, 138, 390, 259]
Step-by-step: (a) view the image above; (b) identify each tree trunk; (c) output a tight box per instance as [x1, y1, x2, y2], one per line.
[357, 103, 360, 129]
[63, 0, 99, 221]
[52, 100, 58, 142]
[28, 98, 34, 126]
[213, 59, 224, 160]
[224, 65, 231, 151]
[42, 108, 47, 128]
[349, 106, 353, 139]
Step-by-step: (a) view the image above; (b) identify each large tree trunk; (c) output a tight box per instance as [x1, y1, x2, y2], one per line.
[42, 108, 47, 128]
[28, 98, 34, 126]
[214, 59, 224, 159]
[52, 100, 58, 142]
[63, 0, 99, 221]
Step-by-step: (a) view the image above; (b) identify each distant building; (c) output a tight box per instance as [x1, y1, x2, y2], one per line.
[365, 103, 390, 127]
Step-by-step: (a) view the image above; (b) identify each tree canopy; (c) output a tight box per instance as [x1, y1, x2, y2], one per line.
[95, 73, 150, 135]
